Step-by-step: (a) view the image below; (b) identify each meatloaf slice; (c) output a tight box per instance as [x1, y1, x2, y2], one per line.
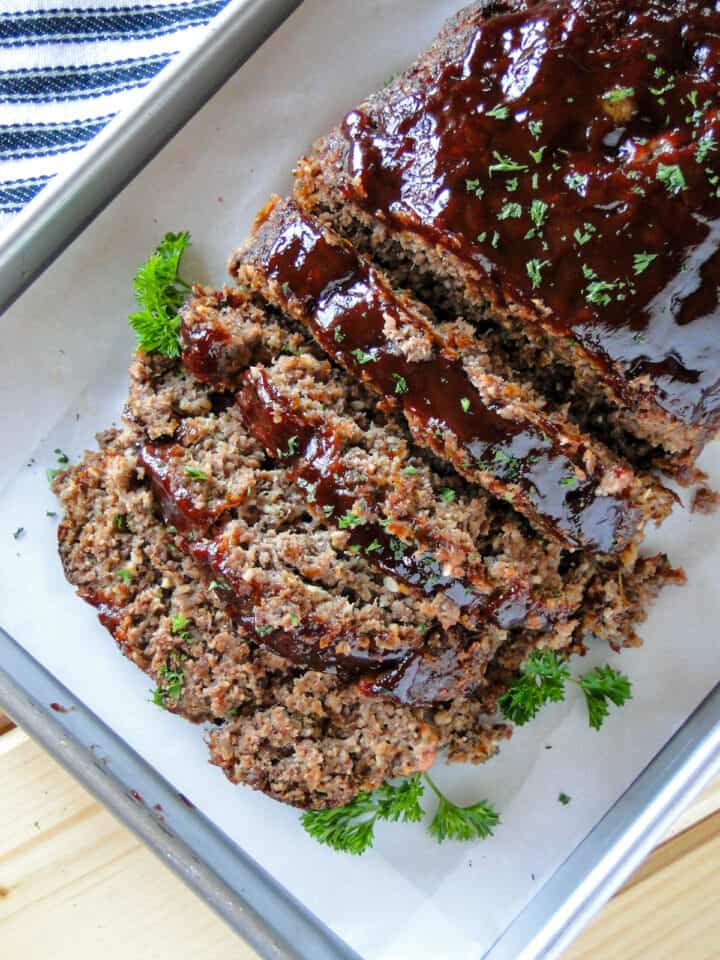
[51, 435, 446, 808]
[294, 0, 720, 479]
[128, 352, 512, 704]
[230, 197, 672, 553]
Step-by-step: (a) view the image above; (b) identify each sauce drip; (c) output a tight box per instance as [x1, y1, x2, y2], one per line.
[339, 0, 720, 429]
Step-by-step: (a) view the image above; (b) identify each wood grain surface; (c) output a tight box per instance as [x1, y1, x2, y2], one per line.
[0, 711, 718, 960]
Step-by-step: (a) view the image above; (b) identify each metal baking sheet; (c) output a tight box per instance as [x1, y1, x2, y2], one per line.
[1, 1, 720, 957]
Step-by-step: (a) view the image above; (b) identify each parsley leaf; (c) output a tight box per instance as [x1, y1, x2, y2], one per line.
[500, 652, 632, 730]
[577, 665, 632, 731]
[656, 163, 687, 194]
[498, 649, 570, 725]
[151, 663, 184, 706]
[602, 85, 635, 102]
[301, 772, 499, 854]
[352, 348, 374, 365]
[392, 373, 408, 395]
[530, 199, 548, 229]
[425, 773, 500, 843]
[487, 104, 510, 120]
[633, 252, 658, 275]
[116, 567, 133, 586]
[129, 232, 191, 357]
[183, 466, 208, 481]
[526, 258, 550, 289]
[489, 152, 528, 176]
[300, 775, 425, 855]
[498, 201, 523, 220]
[338, 510, 364, 529]
[441, 487, 456, 504]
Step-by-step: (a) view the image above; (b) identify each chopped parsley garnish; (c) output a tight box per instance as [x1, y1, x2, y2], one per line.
[499, 650, 632, 730]
[526, 258, 549, 289]
[528, 119, 544, 139]
[365, 539, 382, 554]
[171, 613, 190, 637]
[13, 527, 25, 541]
[487, 103, 510, 120]
[255, 624, 273, 636]
[151, 663, 184, 706]
[573, 222, 596, 246]
[392, 373, 408, 395]
[489, 151, 528, 176]
[506, 177, 519, 192]
[289, 611, 300, 627]
[558, 792, 572, 806]
[116, 567, 133, 585]
[129, 231, 191, 357]
[696, 133, 716, 165]
[493, 449, 520, 479]
[559, 475, 578, 488]
[440, 488, 456, 504]
[47, 468, 60, 483]
[460, 397, 471, 413]
[334, 326, 345, 342]
[602, 85, 635, 102]
[585, 279, 616, 306]
[322, 504, 335, 517]
[656, 162, 687, 194]
[529, 199, 548, 229]
[466, 178, 485, 199]
[351, 348, 374, 365]
[633, 252, 658, 275]
[528, 146, 546, 164]
[301, 772, 498, 855]
[565, 172, 587, 192]
[498, 201, 523, 220]
[46, 511, 57, 518]
[114, 513, 128, 531]
[401, 466, 418, 476]
[183, 466, 208, 481]
[338, 510, 364, 529]
[54, 448, 69, 465]
[278, 436, 299, 458]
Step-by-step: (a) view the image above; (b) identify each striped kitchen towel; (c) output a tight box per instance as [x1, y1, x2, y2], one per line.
[0, 0, 233, 233]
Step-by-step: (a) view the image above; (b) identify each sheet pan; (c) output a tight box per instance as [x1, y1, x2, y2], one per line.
[1, 2, 719, 957]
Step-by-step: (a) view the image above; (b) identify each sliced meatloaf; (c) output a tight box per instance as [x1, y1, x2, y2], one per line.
[52, 434, 449, 808]
[230, 197, 673, 553]
[128, 351, 514, 705]
[294, 0, 720, 481]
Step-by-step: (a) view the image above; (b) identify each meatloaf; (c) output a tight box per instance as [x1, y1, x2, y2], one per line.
[294, 0, 720, 481]
[52, 349, 679, 807]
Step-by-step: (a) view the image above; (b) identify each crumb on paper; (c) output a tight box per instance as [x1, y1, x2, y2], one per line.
[691, 485, 720, 514]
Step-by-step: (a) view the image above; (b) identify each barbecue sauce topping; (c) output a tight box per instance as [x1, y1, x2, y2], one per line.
[237, 367, 559, 630]
[339, 0, 720, 428]
[257, 205, 638, 552]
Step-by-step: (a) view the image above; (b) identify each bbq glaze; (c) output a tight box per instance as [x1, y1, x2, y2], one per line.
[137, 441, 456, 701]
[251, 202, 638, 552]
[238, 366, 562, 631]
[339, 0, 720, 429]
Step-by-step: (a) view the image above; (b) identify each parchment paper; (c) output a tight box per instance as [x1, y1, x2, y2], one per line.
[1, 2, 718, 957]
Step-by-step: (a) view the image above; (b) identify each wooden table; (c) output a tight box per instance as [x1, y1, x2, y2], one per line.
[1, 710, 719, 959]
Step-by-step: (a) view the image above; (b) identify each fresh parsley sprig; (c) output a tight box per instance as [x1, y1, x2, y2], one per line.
[499, 650, 632, 730]
[129, 231, 191, 357]
[301, 773, 499, 855]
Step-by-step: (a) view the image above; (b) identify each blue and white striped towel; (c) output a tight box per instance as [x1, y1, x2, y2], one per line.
[0, 0, 233, 233]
